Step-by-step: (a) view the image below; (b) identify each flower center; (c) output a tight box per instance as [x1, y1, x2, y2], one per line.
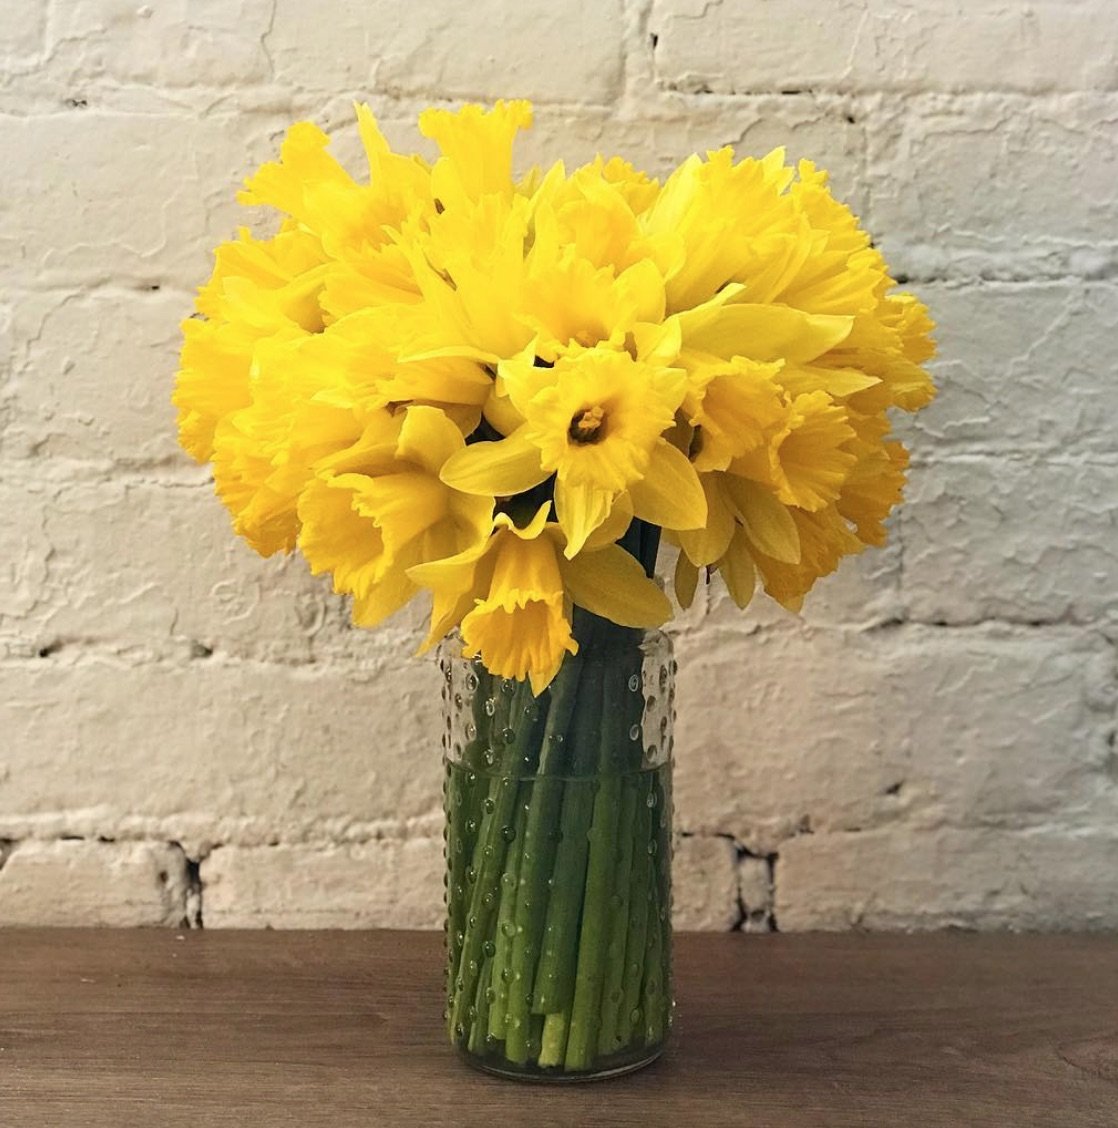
[568, 405, 606, 445]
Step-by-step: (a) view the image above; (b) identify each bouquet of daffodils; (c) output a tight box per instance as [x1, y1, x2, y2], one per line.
[175, 101, 934, 1073]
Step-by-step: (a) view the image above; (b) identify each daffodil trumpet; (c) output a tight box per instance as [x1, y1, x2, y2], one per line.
[175, 99, 935, 1079]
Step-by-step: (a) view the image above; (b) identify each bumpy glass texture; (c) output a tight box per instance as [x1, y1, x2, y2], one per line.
[441, 626, 674, 1080]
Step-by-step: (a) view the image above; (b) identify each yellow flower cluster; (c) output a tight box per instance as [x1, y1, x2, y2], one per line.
[175, 101, 935, 692]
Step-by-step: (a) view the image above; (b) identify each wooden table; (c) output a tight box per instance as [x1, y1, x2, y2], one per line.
[1, 930, 1116, 1126]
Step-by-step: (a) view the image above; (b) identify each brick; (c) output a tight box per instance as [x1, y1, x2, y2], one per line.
[0, 840, 189, 926]
[0, 301, 14, 440]
[907, 282, 1118, 456]
[5, 290, 188, 463]
[672, 835, 739, 930]
[0, 477, 335, 663]
[776, 828, 1118, 931]
[0, 111, 291, 288]
[900, 457, 1118, 625]
[0, 655, 445, 845]
[671, 625, 1115, 851]
[203, 838, 443, 928]
[268, 0, 625, 104]
[47, 0, 273, 87]
[651, 1, 1118, 95]
[867, 94, 1118, 276]
[0, 3, 46, 59]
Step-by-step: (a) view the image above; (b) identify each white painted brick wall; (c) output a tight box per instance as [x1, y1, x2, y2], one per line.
[1, 0, 1115, 933]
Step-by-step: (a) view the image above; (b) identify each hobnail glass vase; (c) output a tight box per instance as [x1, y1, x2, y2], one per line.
[440, 617, 674, 1080]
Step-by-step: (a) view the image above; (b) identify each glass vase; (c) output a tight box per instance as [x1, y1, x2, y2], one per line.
[440, 619, 674, 1081]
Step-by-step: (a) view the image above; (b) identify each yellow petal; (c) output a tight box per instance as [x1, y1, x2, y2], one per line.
[555, 480, 615, 559]
[724, 477, 801, 564]
[683, 303, 853, 363]
[482, 385, 526, 436]
[778, 363, 881, 399]
[352, 566, 417, 628]
[584, 491, 634, 551]
[631, 317, 682, 366]
[628, 439, 707, 532]
[677, 475, 735, 567]
[494, 501, 552, 540]
[614, 258, 667, 325]
[439, 427, 548, 496]
[419, 99, 533, 207]
[719, 528, 757, 610]
[400, 344, 502, 366]
[395, 405, 463, 477]
[339, 471, 447, 559]
[561, 545, 672, 628]
[407, 537, 493, 648]
[461, 595, 575, 696]
[674, 550, 699, 610]
[459, 525, 577, 695]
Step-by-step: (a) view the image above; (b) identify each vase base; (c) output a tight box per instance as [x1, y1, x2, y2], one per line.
[456, 1043, 664, 1084]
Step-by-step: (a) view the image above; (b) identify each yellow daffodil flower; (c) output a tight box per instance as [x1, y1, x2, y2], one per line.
[298, 405, 493, 627]
[733, 391, 857, 512]
[440, 348, 706, 556]
[408, 504, 672, 694]
[174, 225, 328, 463]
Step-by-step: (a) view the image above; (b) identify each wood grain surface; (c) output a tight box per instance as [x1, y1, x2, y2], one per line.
[1, 929, 1116, 1127]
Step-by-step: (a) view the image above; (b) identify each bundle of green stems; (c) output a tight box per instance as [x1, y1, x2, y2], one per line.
[443, 525, 672, 1074]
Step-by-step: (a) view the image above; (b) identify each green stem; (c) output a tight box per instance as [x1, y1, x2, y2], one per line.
[563, 663, 627, 1071]
[446, 609, 673, 1074]
[596, 774, 638, 1057]
[446, 667, 506, 996]
[487, 798, 527, 1040]
[617, 774, 653, 1048]
[530, 674, 602, 1016]
[537, 1009, 568, 1068]
[502, 657, 584, 1064]
[450, 680, 537, 1039]
[646, 767, 673, 1045]
[467, 955, 493, 1056]
[641, 875, 667, 1047]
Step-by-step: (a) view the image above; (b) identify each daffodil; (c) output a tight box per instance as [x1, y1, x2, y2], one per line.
[239, 106, 431, 269]
[419, 99, 533, 211]
[210, 332, 365, 556]
[452, 509, 577, 696]
[174, 224, 328, 463]
[675, 472, 801, 573]
[680, 358, 786, 473]
[298, 406, 493, 626]
[834, 411, 910, 546]
[752, 504, 865, 611]
[643, 146, 801, 312]
[440, 347, 706, 556]
[408, 504, 671, 694]
[732, 391, 857, 512]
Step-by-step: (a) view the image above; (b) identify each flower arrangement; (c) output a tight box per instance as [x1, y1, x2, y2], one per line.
[174, 100, 934, 1077]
